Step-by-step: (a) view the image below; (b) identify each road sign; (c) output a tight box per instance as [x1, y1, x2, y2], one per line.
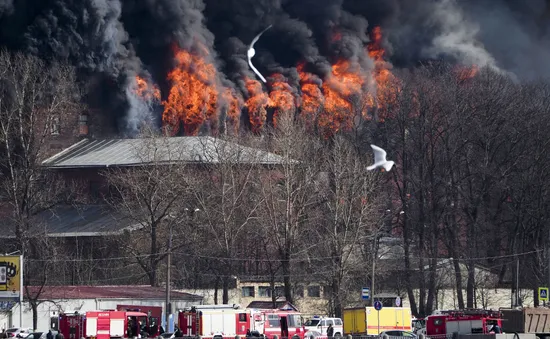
[374, 300, 383, 311]
[539, 287, 549, 301]
[395, 296, 401, 307]
[362, 287, 370, 300]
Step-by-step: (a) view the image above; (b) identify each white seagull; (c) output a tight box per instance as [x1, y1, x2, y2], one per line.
[367, 144, 395, 172]
[247, 25, 272, 83]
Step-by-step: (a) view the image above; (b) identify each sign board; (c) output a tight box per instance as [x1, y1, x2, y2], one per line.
[362, 287, 370, 300]
[539, 287, 549, 301]
[0, 256, 22, 301]
[395, 296, 401, 307]
[374, 300, 383, 311]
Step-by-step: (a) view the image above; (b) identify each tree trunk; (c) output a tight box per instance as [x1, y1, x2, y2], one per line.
[31, 301, 38, 330]
[214, 277, 220, 305]
[332, 276, 342, 318]
[452, 257, 465, 309]
[149, 222, 158, 287]
[467, 261, 475, 308]
[222, 276, 229, 304]
[282, 253, 293, 304]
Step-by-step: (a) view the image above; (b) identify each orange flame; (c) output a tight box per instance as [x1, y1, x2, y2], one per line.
[222, 88, 243, 134]
[297, 63, 324, 125]
[245, 78, 271, 133]
[134, 76, 161, 102]
[162, 47, 219, 136]
[455, 64, 479, 81]
[319, 60, 365, 137]
[268, 73, 298, 127]
[366, 26, 400, 122]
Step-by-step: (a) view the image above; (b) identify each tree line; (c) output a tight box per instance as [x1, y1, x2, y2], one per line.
[1, 50, 550, 323]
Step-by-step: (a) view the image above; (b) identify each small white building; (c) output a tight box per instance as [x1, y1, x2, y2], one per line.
[0, 285, 203, 331]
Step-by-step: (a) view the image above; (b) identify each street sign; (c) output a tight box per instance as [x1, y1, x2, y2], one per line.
[362, 287, 370, 300]
[395, 296, 401, 307]
[539, 287, 549, 301]
[374, 300, 383, 311]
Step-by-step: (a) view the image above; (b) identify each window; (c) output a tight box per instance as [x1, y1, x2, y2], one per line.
[275, 286, 285, 297]
[259, 286, 272, 297]
[50, 116, 60, 135]
[326, 319, 334, 326]
[242, 286, 255, 297]
[334, 319, 342, 326]
[288, 315, 302, 327]
[268, 314, 279, 327]
[294, 286, 304, 298]
[238, 313, 247, 322]
[307, 285, 321, 298]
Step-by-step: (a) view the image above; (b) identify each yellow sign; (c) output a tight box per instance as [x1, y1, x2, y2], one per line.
[539, 287, 549, 301]
[0, 256, 21, 300]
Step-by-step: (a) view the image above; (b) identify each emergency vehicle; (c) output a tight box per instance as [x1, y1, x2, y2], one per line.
[425, 309, 502, 336]
[58, 312, 86, 339]
[343, 307, 412, 335]
[116, 305, 163, 337]
[178, 305, 305, 339]
[85, 311, 149, 339]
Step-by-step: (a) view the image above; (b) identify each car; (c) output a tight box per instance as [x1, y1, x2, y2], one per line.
[304, 330, 322, 339]
[303, 317, 343, 337]
[379, 330, 417, 338]
[5, 329, 32, 338]
[26, 332, 46, 339]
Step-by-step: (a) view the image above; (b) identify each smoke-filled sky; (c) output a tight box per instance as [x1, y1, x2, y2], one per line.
[1, 0, 549, 134]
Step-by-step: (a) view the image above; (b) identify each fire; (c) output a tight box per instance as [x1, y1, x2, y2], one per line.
[162, 47, 219, 136]
[245, 78, 271, 133]
[455, 64, 479, 81]
[297, 63, 324, 125]
[133, 76, 160, 102]
[366, 26, 400, 121]
[222, 88, 243, 134]
[320, 60, 365, 137]
[268, 73, 298, 127]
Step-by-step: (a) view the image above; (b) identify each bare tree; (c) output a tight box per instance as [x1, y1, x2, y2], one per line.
[311, 135, 380, 317]
[257, 115, 323, 304]
[105, 132, 192, 286]
[189, 135, 264, 303]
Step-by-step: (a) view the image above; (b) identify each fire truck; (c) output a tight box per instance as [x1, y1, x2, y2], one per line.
[116, 305, 163, 337]
[178, 305, 305, 339]
[85, 311, 149, 339]
[426, 309, 502, 336]
[58, 312, 86, 339]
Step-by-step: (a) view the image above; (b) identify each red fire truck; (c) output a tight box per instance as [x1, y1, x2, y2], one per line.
[58, 312, 86, 339]
[116, 305, 163, 337]
[426, 309, 502, 336]
[85, 311, 149, 339]
[178, 305, 305, 339]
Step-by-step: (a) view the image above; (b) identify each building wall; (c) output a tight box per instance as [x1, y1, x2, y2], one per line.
[1, 298, 199, 331]
[180, 281, 329, 316]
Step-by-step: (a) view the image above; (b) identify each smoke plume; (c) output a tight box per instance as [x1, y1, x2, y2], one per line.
[0, 0, 549, 134]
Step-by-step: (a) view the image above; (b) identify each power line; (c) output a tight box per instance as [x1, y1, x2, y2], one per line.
[22, 248, 542, 263]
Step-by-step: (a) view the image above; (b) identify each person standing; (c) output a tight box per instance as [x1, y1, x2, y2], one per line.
[47, 330, 53, 339]
[327, 324, 334, 338]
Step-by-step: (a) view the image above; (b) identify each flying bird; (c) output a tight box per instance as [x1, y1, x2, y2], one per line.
[367, 144, 395, 172]
[247, 25, 272, 83]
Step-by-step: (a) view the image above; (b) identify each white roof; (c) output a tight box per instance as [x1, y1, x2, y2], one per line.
[42, 136, 289, 168]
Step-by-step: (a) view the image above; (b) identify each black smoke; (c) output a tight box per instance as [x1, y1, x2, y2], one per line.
[0, 0, 549, 134]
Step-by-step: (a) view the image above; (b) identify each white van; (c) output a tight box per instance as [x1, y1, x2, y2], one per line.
[303, 317, 343, 337]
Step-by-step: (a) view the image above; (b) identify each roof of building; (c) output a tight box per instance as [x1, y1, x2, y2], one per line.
[246, 301, 298, 311]
[42, 137, 289, 169]
[25, 285, 203, 301]
[0, 204, 140, 238]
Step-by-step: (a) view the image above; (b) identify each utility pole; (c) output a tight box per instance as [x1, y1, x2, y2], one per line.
[165, 225, 173, 331]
